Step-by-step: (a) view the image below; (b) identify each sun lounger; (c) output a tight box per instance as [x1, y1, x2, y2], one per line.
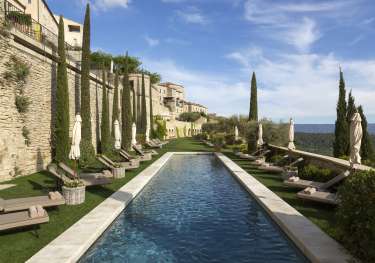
[0, 206, 49, 232]
[258, 155, 289, 173]
[292, 170, 351, 205]
[239, 149, 270, 161]
[284, 170, 350, 190]
[146, 141, 162, 149]
[132, 145, 152, 161]
[101, 154, 139, 170]
[0, 192, 65, 213]
[297, 189, 338, 205]
[57, 163, 112, 186]
[153, 139, 168, 145]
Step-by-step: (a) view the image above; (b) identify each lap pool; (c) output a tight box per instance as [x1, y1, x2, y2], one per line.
[80, 154, 308, 263]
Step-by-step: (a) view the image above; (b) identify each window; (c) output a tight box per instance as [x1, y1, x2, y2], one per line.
[68, 25, 81, 32]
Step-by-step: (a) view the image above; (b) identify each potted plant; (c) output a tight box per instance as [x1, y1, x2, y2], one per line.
[62, 179, 85, 205]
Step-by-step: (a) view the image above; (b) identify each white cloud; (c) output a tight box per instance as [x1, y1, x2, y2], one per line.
[243, 0, 354, 52]
[144, 35, 160, 47]
[226, 47, 375, 122]
[92, 0, 130, 10]
[282, 17, 321, 52]
[176, 7, 209, 25]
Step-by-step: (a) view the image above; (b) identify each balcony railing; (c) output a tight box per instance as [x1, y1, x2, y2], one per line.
[3, 0, 80, 60]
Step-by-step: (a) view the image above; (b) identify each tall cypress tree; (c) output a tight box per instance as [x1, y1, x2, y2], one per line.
[54, 16, 70, 163]
[140, 73, 147, 134]
[346, 90, 356, 155]
[132, 83, 137, 124]
[111, 71, 119, 137]
[333, 69, 349, 157]
[149, 81, 154, 137]
[136, 77, 141, 130]
[249, 72, 258, 121]
[358, 106, 374, 161]
[100, 67, 110, 154]
[80, 3, 95, 166]
[121, 53, 132, 150]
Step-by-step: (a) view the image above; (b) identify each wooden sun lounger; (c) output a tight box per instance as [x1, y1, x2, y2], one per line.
[120, 149, 145, 163]
[57, 163, 112, 186]
[0, 194, 65, 213]
[240, 149, 270, 161]
[153, 139, 168, 145]
[132, 145, 152, 161]
[101, 155, 139, 170]
[146, 141, 162, 149]
[284, 170, 350, 190]
[291, 170, 350, 205]
[258, 155, 290, 173]
[0, 208, 49, 232]
[297, 191, 338, 205]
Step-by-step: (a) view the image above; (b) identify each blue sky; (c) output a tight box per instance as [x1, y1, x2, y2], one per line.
[47, 0, 375, 124]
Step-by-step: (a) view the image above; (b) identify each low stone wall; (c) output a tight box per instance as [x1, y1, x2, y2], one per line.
[268, 144, 372, 172]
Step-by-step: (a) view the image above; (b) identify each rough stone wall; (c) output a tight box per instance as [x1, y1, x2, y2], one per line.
[0, 30, 116, 181]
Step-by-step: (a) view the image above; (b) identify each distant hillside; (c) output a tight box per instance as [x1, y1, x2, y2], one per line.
[295, 124, 375, 134]
[295, 132, 375, 156]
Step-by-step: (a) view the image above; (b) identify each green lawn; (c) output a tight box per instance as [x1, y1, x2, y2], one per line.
[0, 138, 337, 262]
[223, 152, 337, 239]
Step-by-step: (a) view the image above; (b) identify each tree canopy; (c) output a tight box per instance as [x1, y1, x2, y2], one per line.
[90, 51, 161, 84]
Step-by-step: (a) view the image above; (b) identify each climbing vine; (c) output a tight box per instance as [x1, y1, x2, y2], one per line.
[4, 55, 31, 145]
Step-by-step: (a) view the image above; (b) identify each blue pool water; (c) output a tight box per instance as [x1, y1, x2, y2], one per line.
[80, 155, 308, 263]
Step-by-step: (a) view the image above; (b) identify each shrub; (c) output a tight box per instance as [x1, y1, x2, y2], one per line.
[336, 170, 375, 262]
[225, 134, 236, 145]
[6, 12, 32, 26]
[212, 133, 225, 151]
[136, 134, 145, 145]
[15, 95, 31, 113]
[154, 119, 167, 140]
[298, 164, 336, 182]
[22, 126, 30, 146]
[178, 112, 202, 122]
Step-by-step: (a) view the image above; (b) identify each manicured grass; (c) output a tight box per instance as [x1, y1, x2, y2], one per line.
[0, 138, 213, 263]
[223, 152, 338, 240]
[0, 139, 338, 262]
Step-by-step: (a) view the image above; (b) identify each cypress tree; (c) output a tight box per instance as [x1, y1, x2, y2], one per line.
[358, 106, 374, 161]
[54, 16, 70, 163]
[140, 73, 147, 134]
[132, 83, 137, 124]
[249, 72, 258, 121]
[333, 69, 349, 157]
[121, 53, 132, 150]
[136, 77, 141, 130]
[111, 71, 119, 137]
[80, 3, 95, 166]
[100, 67, 110, 154]
[346, 90, 356, 155]
[149, 81, 154, 137]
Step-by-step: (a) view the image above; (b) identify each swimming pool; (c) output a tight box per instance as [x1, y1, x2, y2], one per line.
[80, 154, 308, 262]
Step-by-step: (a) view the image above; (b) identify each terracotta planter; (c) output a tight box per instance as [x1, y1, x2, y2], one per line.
[62, 185, 85, 205]
[112, 167, 125, 179]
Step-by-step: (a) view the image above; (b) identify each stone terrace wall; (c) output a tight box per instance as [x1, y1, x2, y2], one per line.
[0, 28, 118, 181]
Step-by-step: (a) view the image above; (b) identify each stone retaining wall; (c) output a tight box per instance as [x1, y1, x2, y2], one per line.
[0, 24, 118, 181]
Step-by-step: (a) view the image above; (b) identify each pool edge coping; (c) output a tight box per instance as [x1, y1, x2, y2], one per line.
[215, 152, 353, 263]
[26, 152, 353, 263]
